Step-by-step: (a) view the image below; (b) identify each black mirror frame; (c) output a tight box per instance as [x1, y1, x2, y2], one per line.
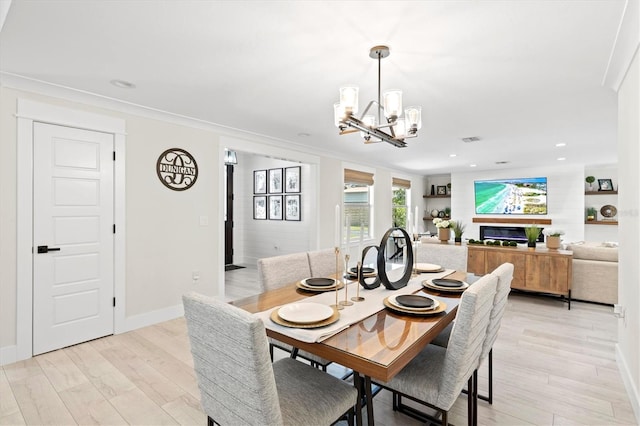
[358, 245, 381, 289]
[377, 227, 414, 290]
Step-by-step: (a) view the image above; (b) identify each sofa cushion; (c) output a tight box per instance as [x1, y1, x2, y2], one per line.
[568, 243, 618, 262]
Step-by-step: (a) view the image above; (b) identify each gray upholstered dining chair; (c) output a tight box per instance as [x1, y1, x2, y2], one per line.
[307, 248, 345, 278]
[415, 242, 468, 271]
[373, 273, 498, 425]
[183, 292, 358, 426]
[257, 252, 332, 369]
[431, 262, 514, 405]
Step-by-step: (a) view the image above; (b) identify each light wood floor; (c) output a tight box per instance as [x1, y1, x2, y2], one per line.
[1, 268, 637, 425]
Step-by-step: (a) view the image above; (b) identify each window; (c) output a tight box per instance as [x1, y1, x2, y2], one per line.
[392, 177, 411, 230]
[344, 169, 374, 243]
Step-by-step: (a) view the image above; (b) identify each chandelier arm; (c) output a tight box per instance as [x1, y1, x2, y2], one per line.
[341, 116, 407, 148]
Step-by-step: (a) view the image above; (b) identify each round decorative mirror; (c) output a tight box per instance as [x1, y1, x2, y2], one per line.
[358, 245, 381, 289]
[376, 227, 414, 290]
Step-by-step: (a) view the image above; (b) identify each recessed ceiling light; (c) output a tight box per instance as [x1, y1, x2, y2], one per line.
[449, 154, 457, 158]
[297, 132, 311, 137]
[495, 161, 509, 165]
[462, 136, 481, 143]
[555, 142, 566, 147]
[110, 79, 136, 89]
[470, 164, 477, 167]
[557, 157, 566, 161]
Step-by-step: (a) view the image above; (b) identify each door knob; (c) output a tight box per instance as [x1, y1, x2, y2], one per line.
[37, 245, 61, 254]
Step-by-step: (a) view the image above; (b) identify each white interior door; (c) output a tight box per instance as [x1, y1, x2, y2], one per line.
[33, 122, 114, 355]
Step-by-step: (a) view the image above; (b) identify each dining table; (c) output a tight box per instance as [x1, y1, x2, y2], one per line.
[233, 269, 473, 426]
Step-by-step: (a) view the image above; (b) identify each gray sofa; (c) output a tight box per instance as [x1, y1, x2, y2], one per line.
[566, 242, 618, 305]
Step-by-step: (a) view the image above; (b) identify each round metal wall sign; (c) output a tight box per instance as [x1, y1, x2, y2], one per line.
[156, 148, 198, 191]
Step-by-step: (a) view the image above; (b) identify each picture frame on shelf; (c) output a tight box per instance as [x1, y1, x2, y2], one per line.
[285, 166, 301, 193]
[253, 196, 267, 220]
[268, 168, 283, 193]
[598, 178, 614, 191]
[268, 195, 283, 220]
[436, 185, 447, 195]
[253, 170, 267, 194]
[285, 194, 301, 221]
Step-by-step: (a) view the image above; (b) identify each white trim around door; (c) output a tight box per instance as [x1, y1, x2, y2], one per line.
[15, 99, 126, 362]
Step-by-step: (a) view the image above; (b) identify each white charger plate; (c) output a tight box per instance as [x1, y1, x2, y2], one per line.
[278, 302, 335, 324]
[388, 294, 439, 311]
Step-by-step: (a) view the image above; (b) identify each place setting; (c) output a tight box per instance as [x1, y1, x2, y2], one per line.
[422, 277, 469, 294]
[296, 277, 344, 292]
[383, 293, 447, 316]
[270, 302, 341, 329]
[413, 262, 445, 274]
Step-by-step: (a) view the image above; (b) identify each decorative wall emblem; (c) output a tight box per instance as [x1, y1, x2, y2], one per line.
[156, 148, 198, 191]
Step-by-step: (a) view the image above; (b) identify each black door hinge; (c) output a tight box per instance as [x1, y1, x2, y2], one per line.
[113, 151, 116, 161]
[113, 224, 116, 234]
[113, 297, 116, 307]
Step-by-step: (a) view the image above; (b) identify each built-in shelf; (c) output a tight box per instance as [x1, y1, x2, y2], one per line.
[423, 195, 450, 199]
[585, 191, 618, 195]
[585, 220, 618, 225]
[472, 217, 552, 225]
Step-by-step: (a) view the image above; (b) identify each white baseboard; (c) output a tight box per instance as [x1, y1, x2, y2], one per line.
[616, 343, 640, 424]
[119, 303, 185, 334]
[0, 345, 17, 367]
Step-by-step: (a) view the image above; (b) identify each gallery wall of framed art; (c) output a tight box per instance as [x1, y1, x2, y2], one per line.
[253, 166, 301, 221]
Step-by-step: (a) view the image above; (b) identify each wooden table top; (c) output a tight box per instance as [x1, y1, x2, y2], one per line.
[234, 270, 467, 382]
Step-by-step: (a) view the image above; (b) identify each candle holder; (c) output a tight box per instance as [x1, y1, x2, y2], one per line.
[412, 234, 419, 277]
[351, 260, 365, 302]
[340, 254, 353, 306]
[330, 247, 344, 310]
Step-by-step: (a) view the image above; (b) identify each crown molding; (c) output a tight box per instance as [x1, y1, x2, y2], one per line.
[602, 0, 640, 91]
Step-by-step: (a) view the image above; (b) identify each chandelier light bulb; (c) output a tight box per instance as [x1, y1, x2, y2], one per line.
[394, 118, 407, 139]
[339, 86, 359, 115]
[360, 115, 376, 140]
[405, 106, 422, 133]
[383, 90, 402, 120]
[334, 102, 346, 129]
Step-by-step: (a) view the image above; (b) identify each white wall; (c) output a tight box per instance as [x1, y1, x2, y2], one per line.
[235, 152, 313, 265]
[617, 49, 640, 421]
[450, 165, 585, 243]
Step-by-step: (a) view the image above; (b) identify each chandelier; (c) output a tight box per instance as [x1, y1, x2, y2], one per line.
[334, 46, 421, 148]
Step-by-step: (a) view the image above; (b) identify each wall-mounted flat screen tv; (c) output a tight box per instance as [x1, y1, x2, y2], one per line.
[474, 177, 547, 215]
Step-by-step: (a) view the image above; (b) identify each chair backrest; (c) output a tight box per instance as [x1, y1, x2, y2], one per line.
[257, 252, 311, 291]
[307, 248, 344, 278]
[183, 292, 283, 425]
[436, 273, 497, 409]
[481, 262, 514, 360]
[416, 243, 468, 271]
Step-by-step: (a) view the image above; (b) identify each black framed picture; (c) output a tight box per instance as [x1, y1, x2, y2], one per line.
[268, 195, 283, 220]
[285, 166, 301, 193]
[285, 194, 301, 221]
[253, 196, 267, 219]
[268, 168, 283, 193]
[598, 178, 614, 191]
[436, 185, 447, 195]
[253, 170, 267, 194]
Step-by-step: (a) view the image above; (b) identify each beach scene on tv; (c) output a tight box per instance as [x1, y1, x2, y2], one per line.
[474, 177, 547, 215]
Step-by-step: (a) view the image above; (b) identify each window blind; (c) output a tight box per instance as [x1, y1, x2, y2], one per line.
[392, 177, 411, 189]
[344, 168, 374, 186]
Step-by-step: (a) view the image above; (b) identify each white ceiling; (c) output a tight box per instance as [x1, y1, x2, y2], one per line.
[0, 0, 627, 175]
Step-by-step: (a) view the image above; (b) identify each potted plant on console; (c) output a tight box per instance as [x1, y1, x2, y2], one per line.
[542, 228, 564, 250]
[433, 218, 452, 242]
[452, 221, 466, 244]
[524, 225, 540, 249]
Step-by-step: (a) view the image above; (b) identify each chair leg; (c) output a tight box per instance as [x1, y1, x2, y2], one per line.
[473, 369, 479, 426]
[466, 375, 474, 426]
[488, 348, 493, 404]
[207, 416, 215, 426]
[269, 343, 274, 362]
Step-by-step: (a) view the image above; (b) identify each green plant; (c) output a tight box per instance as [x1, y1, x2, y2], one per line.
[524, 225, 541, 243]
[585, 176, 595, 189]
[443, 207, 451, 217]
[586, 207, 597, 220]
[452, 221, 466, 238]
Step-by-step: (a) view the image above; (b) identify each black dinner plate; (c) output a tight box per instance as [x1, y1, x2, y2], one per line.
[432, 278, 464, 288]
[349, 267, 375, 274]
[395, 295, 435, 308]
[304, 278, 335, 287]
